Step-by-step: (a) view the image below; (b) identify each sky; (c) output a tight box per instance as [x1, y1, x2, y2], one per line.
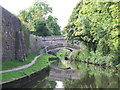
[0, 0, 80, 30]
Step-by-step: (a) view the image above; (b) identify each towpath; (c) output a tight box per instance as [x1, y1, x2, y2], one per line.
[0, 49, 44, 74]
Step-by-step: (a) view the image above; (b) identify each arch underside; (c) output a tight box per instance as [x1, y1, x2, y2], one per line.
[47, 47, 75, 55]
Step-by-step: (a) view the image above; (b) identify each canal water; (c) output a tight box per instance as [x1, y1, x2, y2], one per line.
[2, 60, 119, 89]
[31, 61, 119, 89]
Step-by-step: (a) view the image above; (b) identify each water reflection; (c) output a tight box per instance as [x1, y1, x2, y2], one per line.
[32, 78, 57, 88]
[41, 62, 119, 88]
[3, 61, 119, 89]
[55, 81, 64, 88]
[32, 61, 119, 88]
[62, 62, 119, 88]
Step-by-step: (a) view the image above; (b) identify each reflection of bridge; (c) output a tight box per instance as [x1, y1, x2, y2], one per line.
[49, 62, 83, 81]
[45, 43, 81, 55]
[43, 37, 85, 81]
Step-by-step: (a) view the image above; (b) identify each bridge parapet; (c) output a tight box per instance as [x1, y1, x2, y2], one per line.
[42, 36, 65, 41]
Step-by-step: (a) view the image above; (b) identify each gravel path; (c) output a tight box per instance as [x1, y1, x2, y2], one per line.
[0, 49, 44, 74]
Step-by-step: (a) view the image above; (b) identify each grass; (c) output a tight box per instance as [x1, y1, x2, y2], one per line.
[1, 53, 39, 70]
[0, 54, 56, 83]
[1, 48, 43, 70]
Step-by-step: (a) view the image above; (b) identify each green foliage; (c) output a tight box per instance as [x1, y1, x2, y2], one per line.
[47, 15, 61, 35]
[21, 23, 30, 49]
[57, 60, 69, 69]
[71, 48, 119, 67]
[18, 0, 61, 36]
[2, 18, 5, 23]
[56, 49, 71, 69]
[64, 1, 120, 66]
[56, 49, 71, 60]
[32, 19, 51, 36]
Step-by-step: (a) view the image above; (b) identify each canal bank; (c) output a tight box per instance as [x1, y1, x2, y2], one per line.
[0, 48, 56, 86]
[2, 66, 50, 88]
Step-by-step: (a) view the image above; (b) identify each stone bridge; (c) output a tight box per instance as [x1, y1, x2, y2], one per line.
[45, 43, 81, 55]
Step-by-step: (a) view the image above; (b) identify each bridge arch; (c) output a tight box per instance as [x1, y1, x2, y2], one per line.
[45, 43, 80, 55]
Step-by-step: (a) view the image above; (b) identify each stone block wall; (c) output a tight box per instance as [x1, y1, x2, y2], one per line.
[27, 35, 43, 54]
[42, 36, 67, 47]
[1, 6, 25, 61]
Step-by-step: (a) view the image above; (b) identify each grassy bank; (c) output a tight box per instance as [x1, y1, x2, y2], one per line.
[0, 54, 56, 83]
[1, 53, 39, 70]
[56, 49, 71, 69]
[1, 48, 44, 70]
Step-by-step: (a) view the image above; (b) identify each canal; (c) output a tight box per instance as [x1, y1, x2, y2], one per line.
[31, 61, 119, 89]
[2, 60, 119, 89]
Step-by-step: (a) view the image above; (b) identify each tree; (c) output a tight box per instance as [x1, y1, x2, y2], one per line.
[64, 1, 119, 53]
[18, 0, 61, 36]
[47, 15, 61, 35]
[32, 19, 51, 36]
[64, 1, 120, 66]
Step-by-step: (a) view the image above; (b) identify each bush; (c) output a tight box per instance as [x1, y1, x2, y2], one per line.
[70, 48, 119, 67]
[56, 49, 71, 60]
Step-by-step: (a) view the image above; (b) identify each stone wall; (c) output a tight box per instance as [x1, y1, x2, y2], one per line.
[26, 35, 43, 54]
[27, 35, 67, 54]
[1, 6, 25, 61]
[42, 36, 67, 47]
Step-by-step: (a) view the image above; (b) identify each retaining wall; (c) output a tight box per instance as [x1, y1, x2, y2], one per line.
[1, 6, 25, 61]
